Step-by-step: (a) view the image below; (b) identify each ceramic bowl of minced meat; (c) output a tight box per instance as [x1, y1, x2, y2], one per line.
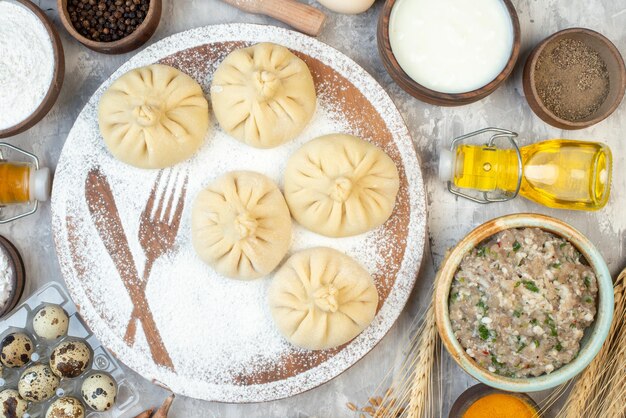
[434, 214, 613, 392]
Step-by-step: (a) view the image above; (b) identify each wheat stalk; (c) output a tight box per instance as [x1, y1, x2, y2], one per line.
[369, 274, 441, 418]
[405, 303, 438, 418]
[558, 268, 626, 417]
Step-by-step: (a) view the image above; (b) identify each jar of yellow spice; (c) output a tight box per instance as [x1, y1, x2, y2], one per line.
[449, 384, 541, 418]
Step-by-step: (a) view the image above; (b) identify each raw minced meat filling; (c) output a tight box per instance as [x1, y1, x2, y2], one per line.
[449, 227, 598, 378]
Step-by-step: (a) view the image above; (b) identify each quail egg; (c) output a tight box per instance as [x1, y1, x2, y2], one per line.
[33, 304, 69, 340]
[46, 396, 85, 418]
[0, 389, 28, 418]
[0, 333, 34, 368]
[81, 373, 117, 411]
[18, 363, 59, 402]
[50, 340, 91, 378]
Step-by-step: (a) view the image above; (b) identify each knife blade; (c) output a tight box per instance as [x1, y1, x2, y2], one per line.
[85, 167, 174, 370]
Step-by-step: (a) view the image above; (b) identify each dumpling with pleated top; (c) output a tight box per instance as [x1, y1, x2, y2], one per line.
[268, 247, 379, 350]
[210, 42, 317, 148]
[284, 133, 400, 237]
[98, 64, 210, 169]
[191, 171, 292, 280]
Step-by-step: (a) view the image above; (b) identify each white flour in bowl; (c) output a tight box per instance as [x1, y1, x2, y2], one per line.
[0, 1, 55, 130]
[0, 248, 13, 311]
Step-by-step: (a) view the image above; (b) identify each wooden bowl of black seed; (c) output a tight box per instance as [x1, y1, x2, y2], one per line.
[523, 28, 626, 130]
[58, 0, 162, 55]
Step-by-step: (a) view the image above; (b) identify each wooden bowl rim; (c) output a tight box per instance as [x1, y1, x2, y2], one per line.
[0, 0, 65, 139]
[448, 383, 541, 418]
[378, 0, 521, 104]
[0, 235, 26, 318]
[434, 213, 614, 392]
[57, 0, 162, 53]
[523, 27, 626, 129]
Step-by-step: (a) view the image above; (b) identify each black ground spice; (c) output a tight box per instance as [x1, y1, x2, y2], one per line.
[67, 0, 150, 43]
[534, 38, 610, 121]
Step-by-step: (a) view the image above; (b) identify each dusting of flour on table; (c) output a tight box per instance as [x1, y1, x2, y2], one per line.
[0, 247, 13, 311]
[0, 1, 54, 130]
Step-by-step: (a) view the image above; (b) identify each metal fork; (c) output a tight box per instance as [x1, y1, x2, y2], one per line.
[124, 169, 188, 345]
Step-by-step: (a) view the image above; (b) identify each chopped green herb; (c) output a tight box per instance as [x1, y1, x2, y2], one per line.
[584, 296, 594, 304]
[459, 277, 466, 283]
[545, 315, 558, 336]
[533, 339, 540, 347]
[517, 342, 527, 353]
[491, 353, 504, 368]
[530, 318, 539, 326]
[513, 310, 521, 318]
[559, 242, 567, 249]
[513, 241, 521, 252]
[506, 251, 511, 257]
[478, 324, 490, 340]
[555, 342, 563, 351]
[584, 276, 591, 288]
[476, 247, 487, 257]
[515, 281, 521, 288]
[477, 300, 489, 312]
[551, 262, 562, 269]
[522, 280, 539, 292]
[450, 292, 459, 302]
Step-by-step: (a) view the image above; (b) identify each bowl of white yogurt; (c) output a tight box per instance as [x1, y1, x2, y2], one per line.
[378, 0, 520, 106]
[0, 0, 65, 138]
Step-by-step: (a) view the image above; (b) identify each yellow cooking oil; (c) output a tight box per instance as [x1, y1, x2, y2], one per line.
[450, 140, 612, 210]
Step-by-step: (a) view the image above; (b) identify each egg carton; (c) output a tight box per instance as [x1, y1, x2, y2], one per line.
[0, 282, 141, 417]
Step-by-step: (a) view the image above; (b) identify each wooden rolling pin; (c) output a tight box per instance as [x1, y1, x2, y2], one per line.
[221, 0, 326, 37]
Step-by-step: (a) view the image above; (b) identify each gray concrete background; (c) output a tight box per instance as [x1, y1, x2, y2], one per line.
[4, 0, 625, 416]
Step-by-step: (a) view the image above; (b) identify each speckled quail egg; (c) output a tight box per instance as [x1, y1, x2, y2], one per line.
[50, 340, 91, 379]
[33, 304, 69, 340]
[18, 363, 59, 402]
[81, 373, 117, 411]
[0, 333, 34, 368]
[46, 396, 85, 418]
[0, 389, 28, 418]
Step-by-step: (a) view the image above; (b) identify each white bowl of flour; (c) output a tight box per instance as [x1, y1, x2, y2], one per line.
[0, 0, 64, 138]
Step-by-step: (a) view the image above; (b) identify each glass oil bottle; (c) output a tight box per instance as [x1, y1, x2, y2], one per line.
[0, 143, 50, 223]
[439, 128, 612, 211]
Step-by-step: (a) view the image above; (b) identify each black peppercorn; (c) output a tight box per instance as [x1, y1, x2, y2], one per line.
[68, 0, 150, 42]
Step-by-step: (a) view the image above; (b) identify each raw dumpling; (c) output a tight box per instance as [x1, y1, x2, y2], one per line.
[192, 171, 292, 280]
[98, 64, 210, 169]
[269, 247, 379, 350]
[284, 134, 400, 237]
[210, 42, 316, 148]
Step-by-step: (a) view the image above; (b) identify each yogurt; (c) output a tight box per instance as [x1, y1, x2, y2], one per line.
[389, 0, 514, 94]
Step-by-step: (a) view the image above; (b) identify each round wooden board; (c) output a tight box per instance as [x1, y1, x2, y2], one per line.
[51, 24, 426, 402]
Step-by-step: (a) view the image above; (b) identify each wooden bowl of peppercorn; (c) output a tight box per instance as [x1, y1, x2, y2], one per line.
[58, 0, 162, 54]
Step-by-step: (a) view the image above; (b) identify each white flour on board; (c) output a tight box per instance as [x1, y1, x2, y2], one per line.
[51, 24, 426, 402]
